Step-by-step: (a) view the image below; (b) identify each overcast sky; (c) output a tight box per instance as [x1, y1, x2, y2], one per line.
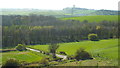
[0, 0, 119, 10]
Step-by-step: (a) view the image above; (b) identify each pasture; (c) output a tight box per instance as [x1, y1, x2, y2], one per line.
[1, 39, 118, 66]
[28, 39, 118, 60]
[1, 51, 49, 65]
[28, 39, 118, 66]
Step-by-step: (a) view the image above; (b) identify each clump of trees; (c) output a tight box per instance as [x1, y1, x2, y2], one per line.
[88, 34, 99, 41]
[2, 58, 21, 68]
[15, 44, 26, 51]
[48, 43, 59, 58]
[2, 15, 118, 47]
[75, 48, 92, 61]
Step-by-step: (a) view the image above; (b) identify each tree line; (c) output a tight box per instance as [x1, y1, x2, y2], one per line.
[2, 14, 118, 47]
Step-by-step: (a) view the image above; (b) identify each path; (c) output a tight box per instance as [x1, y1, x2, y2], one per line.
[26, 47, 67, 60]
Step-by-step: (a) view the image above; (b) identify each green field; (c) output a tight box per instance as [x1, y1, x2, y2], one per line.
[1, 51, 49, 65]
[61, 15, 118, 23]
[28, 39, 118, 60]
[28, 39, 118, 66]
[1, 39, 118, 66]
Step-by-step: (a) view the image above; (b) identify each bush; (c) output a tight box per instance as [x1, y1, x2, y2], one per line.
[15, 44, 26, 51]
[39, 58, 49, 67]
[75, 48, 92, 61]
[2, 58, 21, 68]
[88, 33, 99, 41]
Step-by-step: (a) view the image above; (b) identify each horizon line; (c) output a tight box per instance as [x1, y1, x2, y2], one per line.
[0, 7, 118, 11]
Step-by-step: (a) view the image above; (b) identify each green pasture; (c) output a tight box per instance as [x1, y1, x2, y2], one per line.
[28, 39, 118, 60]
[1, 51, 48, 65]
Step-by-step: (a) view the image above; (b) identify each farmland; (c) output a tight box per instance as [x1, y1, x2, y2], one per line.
[61, 15, 118, 23]
[1, 12, 118, 67]
[1, 0, 120, 67]
[1, 8, 118, 18]
[28, 39, 118, 61]
[1, 51, 49, 66]
[1, 39, 118, 66]
[27, 39, 118, 66]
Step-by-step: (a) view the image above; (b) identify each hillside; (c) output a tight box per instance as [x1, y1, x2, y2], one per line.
[2, 15, 118, 47]
[63, 8, 118, 16]
[28, 39, 118, 58]
[1, 8, 119, 17]
[89, 10, 118, 15]
[28, 39, 118, 66]
[1, 39, 118, 66]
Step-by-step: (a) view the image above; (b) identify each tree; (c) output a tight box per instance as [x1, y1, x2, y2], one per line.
[2, 15, 118, 47]
[75, 48, 92, 61]
[15, 44, 26, 51]
[48, 43, 59, 58]
[2, 58, 21, 68]
[88, 33, 99, 41]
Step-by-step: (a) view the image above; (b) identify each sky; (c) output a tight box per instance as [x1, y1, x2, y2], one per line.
[0, 0, 119, 10]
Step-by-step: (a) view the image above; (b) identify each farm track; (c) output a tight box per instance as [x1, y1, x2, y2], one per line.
[26, 48, 67, 60]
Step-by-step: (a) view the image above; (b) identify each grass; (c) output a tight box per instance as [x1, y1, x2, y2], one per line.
[56, 59, 118, 66]
[0, 39, 118, 66]
[28, 39, 118, 60]
[0, 51, 49, 65]
[61, 15, 118, 23]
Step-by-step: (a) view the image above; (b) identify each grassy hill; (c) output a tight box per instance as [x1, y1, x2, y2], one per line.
[61, 15, 118, 23]
[1, 8, 118, 18]
[1, 39, 118, 66]
[28, 39, 118, 60]
[28, 39, 118, 66]
[63, 8, 96, 16]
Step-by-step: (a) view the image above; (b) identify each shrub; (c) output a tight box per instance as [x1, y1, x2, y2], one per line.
[15, 44, 26, 51]
[2, 58, 21, 68]
[39, 58, 49, 66]
[75, 48, 92, 61]
[88, 33, 99, 41]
